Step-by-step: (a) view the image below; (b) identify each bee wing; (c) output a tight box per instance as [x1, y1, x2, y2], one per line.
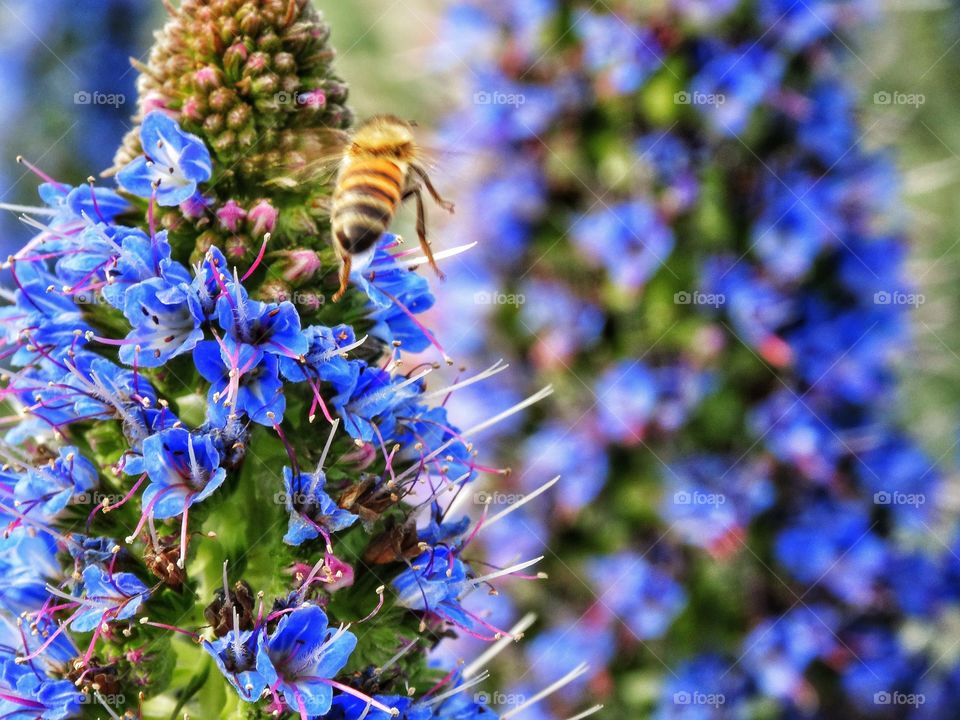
[265, 127, 350, 188]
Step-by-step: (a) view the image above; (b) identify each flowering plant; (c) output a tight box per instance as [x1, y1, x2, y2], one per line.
[0, 2, 561, 718]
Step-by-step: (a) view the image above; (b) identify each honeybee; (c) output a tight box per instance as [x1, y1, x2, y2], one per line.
[329, 115, 455, 302]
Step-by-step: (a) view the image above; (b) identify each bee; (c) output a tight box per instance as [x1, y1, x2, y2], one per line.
[330, 115, 455, 302]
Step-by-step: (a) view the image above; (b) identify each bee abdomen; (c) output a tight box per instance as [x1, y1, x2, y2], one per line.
[333, 159, 405, 254]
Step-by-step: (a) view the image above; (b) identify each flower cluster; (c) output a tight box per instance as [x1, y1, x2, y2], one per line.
[433, 1, 955, 717]
[0, 3, 561, 719]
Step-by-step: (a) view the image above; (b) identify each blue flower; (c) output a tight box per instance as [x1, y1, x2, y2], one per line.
[120, 275, 205, 367]
[0, 655, 82, 720]
[586, 552, 686, 639]
[141, 428, 227, 519]
[194, 339, 286, 426]
[333, 363, 418, 443]
[281, 467, 358, 546]
[14, 446, 97, 520]
[326, 694, 412, 720]
[72, 565, 149, 632]
[392, 546, 471, 628]
[118, 111, 213, 206]
[204, 628, 271, 703]
[0, 529, 61, 615]
[278, 324, 359, 394]
[261, 605, 357, 717]
[572, 200, 675, 293]
[215, 292, 308, 358]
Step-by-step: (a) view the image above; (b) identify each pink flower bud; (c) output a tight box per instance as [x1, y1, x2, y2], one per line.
[216, 200, 247, 232]
[276, 249, 322, 285]
[248, 199, 279, 237]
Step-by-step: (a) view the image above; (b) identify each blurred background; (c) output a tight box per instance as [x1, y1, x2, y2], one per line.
[6, 0, 960, 718]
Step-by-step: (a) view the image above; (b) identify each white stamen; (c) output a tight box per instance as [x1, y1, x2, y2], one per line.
[471, 557, 544, 586]
[387, 241, 478, 270]
[463, 613, 537, 678]
[424, 671, 490, 707]
[500, 663, 592, 719]
[482, 476, 560, 530]
[563, 705, 604, 720]
[421, 360, 509, 401]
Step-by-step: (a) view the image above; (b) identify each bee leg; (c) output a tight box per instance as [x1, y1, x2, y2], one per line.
[412, 166, 455, 214]
[332, 254, 352, 303]
[410, 189, 445, 281]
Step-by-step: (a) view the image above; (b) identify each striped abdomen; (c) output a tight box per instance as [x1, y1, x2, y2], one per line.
[332, 157, 406, 255]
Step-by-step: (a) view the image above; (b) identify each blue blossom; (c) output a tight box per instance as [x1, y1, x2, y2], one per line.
[281, 466, 358, 546]
[576, 9, 662, 95]
[0, 529, 61, 615]
[141, 428, 227, 519]
[195, 339, 286, 426]
[118, 111, 213, 206]
[215, 292, 308, 359]
[14, 446, 97, 520]
[279, 324, 359, 394]
[660, 456, 774, 553]
[775, 500, 888, 606]
[261, 605, 357, 717]
[120, 275, 204, 367]
[655, 654, 750, 720]
[689, 43, 785, 136]
[203, 628, 271, 703]
[72, 565, 149, 632]
[741, 606, 839, 702]
[0, 655, 82, 720]
[586, 552, 686, 639]
[572, 200, 675, 293]
[393, 546, 471, 628]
